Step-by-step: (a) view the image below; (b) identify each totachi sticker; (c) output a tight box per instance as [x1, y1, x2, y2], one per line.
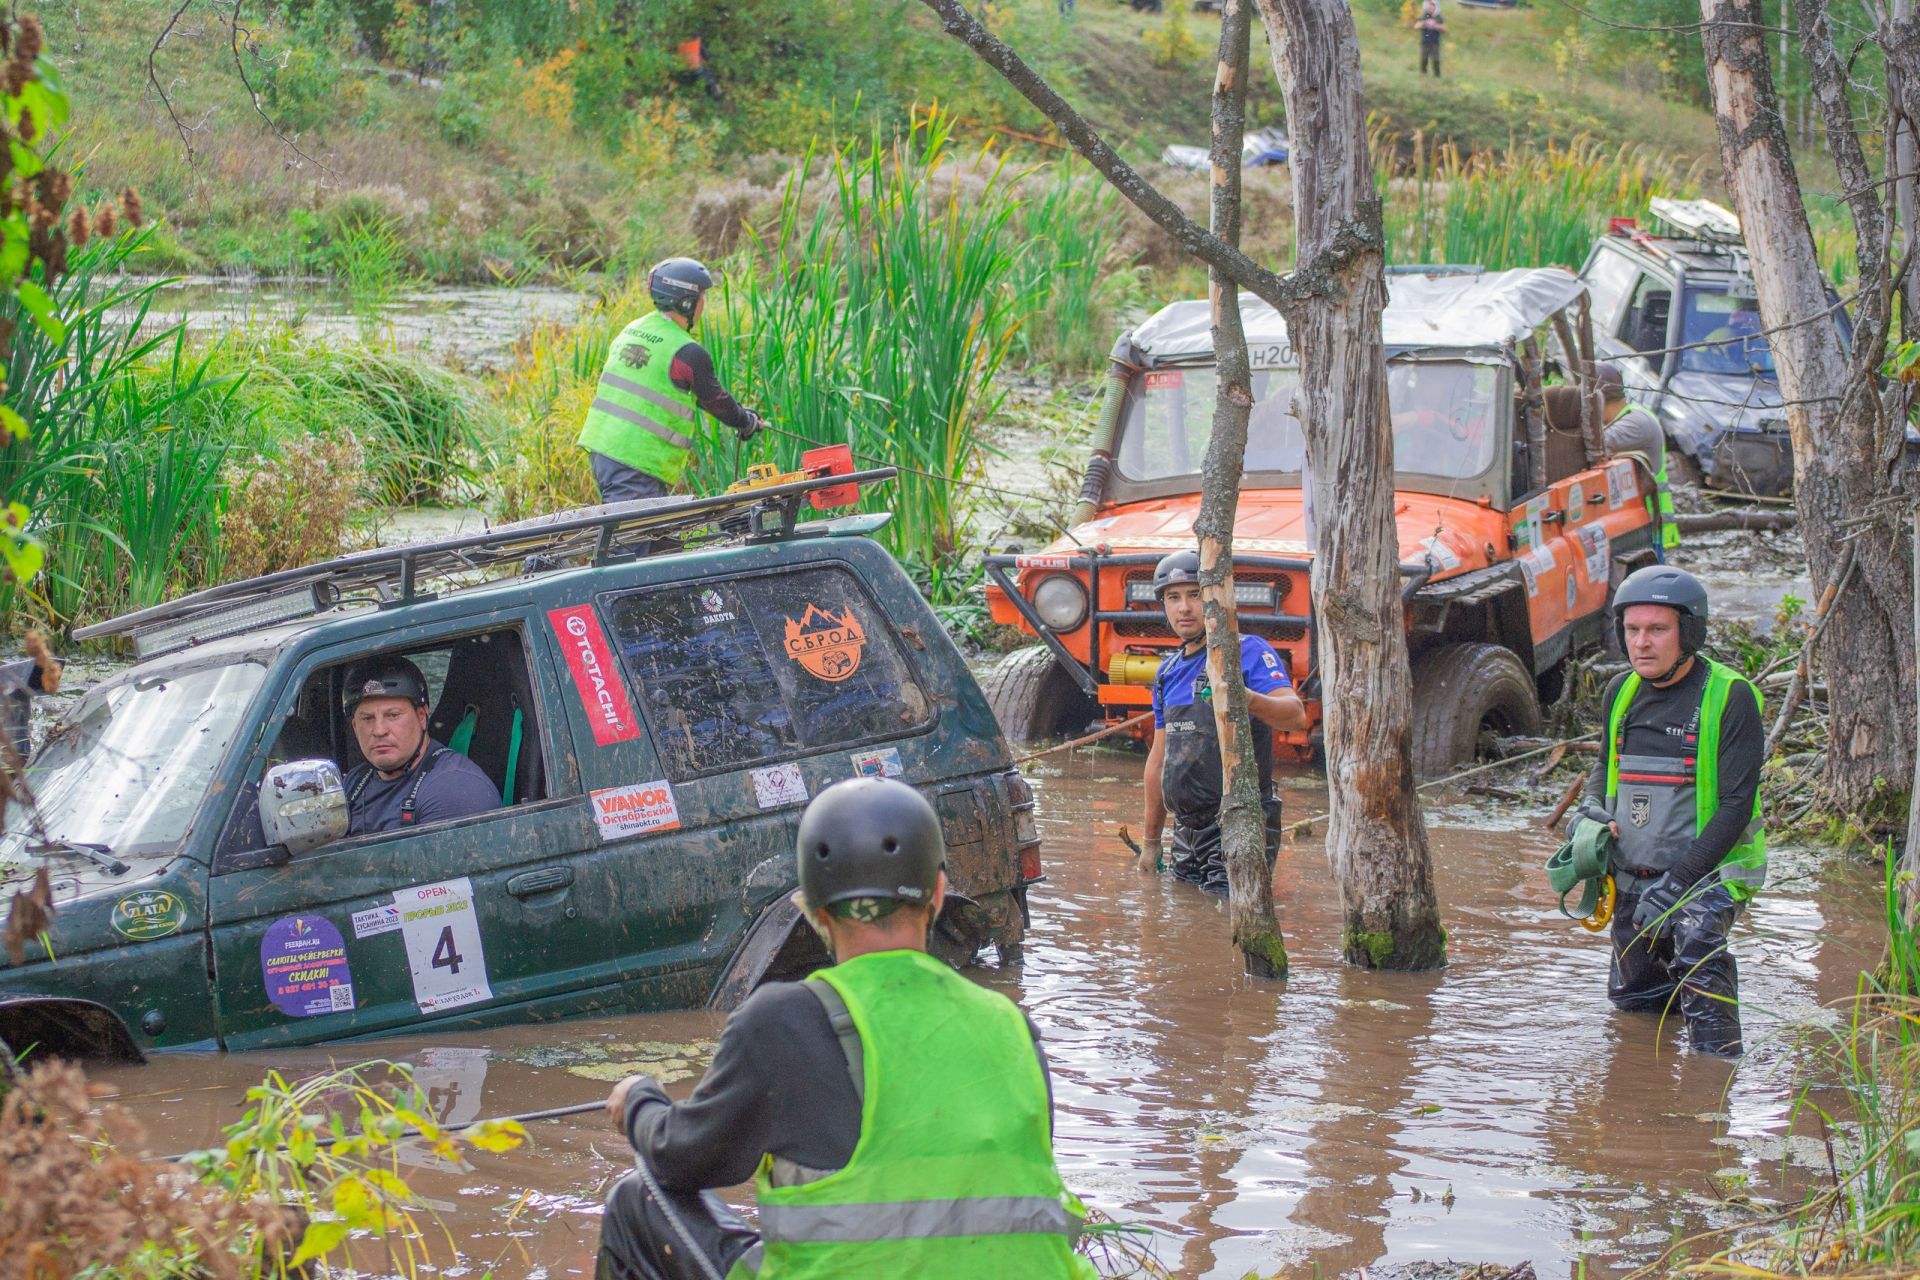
[751, 762, 809, 810]
[548, 604, 642, 746]
[592, 780, 682, 840]
[851, 747, 905, 779]
[262, 914, 355, 1018]
[394, 877, 493, 1015]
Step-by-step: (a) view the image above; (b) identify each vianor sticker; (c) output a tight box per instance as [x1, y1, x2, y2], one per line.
[111, 890, 186, 942]
[592, 780, 682, 840]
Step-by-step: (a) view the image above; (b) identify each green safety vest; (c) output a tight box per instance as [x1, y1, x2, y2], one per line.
[1625, 403, 1680, 551]
[729, 949, 1095, 1280]
[1605, 657, 1766, 900]
[576, 309, 705, 486]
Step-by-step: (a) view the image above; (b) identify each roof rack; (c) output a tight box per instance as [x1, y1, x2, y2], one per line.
[1648, 197, 1743, 244]
[75, 467, 899, 658]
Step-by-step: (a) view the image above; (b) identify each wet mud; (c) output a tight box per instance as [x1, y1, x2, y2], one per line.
[95, 760, 1884, 1279]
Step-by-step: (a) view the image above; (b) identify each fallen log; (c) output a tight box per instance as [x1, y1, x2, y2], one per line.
[1673, 509, 1798, 533]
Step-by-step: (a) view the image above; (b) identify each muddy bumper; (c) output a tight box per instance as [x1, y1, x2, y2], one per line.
[1704, 429, 1793, 497]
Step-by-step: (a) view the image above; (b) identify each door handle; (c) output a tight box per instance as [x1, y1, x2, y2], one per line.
[507, 866, 574, 897]
[1541, 509, 1566, 524]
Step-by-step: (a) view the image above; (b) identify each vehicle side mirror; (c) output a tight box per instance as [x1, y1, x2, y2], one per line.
[260, 759, 349, 857]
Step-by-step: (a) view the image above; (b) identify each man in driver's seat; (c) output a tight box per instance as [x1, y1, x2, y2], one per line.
[342, 657, 501, 835]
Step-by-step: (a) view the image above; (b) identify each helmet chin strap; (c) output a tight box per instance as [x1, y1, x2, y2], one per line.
[1649, 651, 1693, 685]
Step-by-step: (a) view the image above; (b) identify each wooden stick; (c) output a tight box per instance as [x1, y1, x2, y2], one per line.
[1012, 710, 1154, 766]
[1545, 772, 1587, 830]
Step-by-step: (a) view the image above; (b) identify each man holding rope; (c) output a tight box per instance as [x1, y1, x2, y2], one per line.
[1141, 549, 1306, 892]
[595, 777, 1094, 1280]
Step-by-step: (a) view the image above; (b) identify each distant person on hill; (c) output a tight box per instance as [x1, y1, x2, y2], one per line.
[1417, 0, 1446, 76]
[576, 257, 764, 504]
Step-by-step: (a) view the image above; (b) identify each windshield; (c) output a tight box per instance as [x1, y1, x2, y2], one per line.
[1116, 359, 1504, 484]
[0, 661, 266, 861]
[1678, 288, 1774, 377]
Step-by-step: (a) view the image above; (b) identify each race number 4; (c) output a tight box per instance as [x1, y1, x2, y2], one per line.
[393, 877, 494, 1014]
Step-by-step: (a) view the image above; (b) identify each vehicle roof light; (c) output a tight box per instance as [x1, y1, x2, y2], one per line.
[131, 584, 323, 659]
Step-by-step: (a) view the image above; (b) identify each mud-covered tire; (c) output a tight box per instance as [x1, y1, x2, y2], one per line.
[979, 645, 1095, 743]
[1409, 642, 1542, 776]
[930, 888, 1025, 969]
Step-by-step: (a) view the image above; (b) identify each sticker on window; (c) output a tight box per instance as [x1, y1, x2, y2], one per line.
[394, 877, 493, 1015]
[751, 762, 809, 810]
[352, 903, 401, 938]
[262, 914, 355, 1018]
[548, 604, 642, 746]
[852, 746, 904, 778]
[1145, 370, 1183, 390]
[111, 889, 185, 942]
[698, 588, 736, 624]
[592, 780, 682, 839]
[784, 604, 866, 682]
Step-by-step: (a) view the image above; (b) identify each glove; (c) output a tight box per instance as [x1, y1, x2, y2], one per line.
[1143, 835, 1165, 873]
[734, 411, 764, 444]
[1630, 872, 1687, 936]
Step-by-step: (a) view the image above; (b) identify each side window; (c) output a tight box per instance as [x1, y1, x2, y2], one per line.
[1619, 272, 1673, 356]
[604, 565, 933, 779]
[1582, 248, 1639, 337]
[220, 627, 549, 864]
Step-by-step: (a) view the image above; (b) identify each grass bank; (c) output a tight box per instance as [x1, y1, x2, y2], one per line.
[49, 0, 1729, 288]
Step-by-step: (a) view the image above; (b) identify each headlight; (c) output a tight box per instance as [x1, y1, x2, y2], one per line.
[1032, 574, 1089, 631]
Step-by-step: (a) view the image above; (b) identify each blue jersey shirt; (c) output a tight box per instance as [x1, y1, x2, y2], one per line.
[1152, 634, 1292, 728]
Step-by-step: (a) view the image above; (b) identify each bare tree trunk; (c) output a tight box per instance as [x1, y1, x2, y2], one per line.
[1704, 0, 1916, 818]
[1198, 0, 1286, 979]
[919, 0, 1444, 970]
[1254, 0, 1443, 969]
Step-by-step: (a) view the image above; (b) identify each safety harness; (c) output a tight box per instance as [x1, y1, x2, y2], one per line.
[347, 744, 449, 825]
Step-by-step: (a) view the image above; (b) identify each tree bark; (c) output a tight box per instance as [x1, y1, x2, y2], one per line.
[917, 0, 1444, 970]
[1703, 0, 1916, 818]
[1198, 0, 1286, 980]
[1254, 0, 1444, 969]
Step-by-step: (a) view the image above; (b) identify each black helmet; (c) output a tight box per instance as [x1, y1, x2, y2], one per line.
[1152, 549, 1202, 600]
[1614, 565, 1709, 655]
[343, 656, 430, 712]
[795, 777, 945, 911]
[649, 256, 713, 320]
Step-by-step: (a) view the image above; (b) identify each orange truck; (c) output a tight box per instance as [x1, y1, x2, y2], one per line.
[981, 267, 1669, 773]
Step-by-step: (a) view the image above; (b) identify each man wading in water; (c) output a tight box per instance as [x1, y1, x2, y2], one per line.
[1140, 549, 1307, 892]
[1573, 566, 1765, 1056]
[594, 777, 1095, 1279]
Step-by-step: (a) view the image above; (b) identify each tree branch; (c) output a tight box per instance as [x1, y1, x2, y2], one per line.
[227, 0, 330, 174]
[147, 0, 203, 166]
[916, 0, 1298, 307]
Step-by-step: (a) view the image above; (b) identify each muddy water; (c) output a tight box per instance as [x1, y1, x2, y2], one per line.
[95, 762, 1882, 1279]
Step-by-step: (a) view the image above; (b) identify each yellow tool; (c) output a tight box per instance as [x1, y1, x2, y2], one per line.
[1107, 653, 1164, 686]
[725, 463, 809, 494]
[1580, 874, 1616, 932]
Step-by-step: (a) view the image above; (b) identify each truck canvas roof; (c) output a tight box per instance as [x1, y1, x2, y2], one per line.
[1123, 267, 1589, 367]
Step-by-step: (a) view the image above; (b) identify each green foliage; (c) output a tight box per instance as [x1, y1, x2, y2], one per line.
[186, 1060, 528, 1276]
[1376, 127, 1700, 270]
[434, 80, 486, 149]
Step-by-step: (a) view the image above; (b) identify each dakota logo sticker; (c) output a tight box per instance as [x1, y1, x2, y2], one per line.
[548, 605, 641, 746]
[785, 603, 866, 682]
[592, 780, 682, 840]
[111, 890, 186, 942]
[262, 914, 355, 1018]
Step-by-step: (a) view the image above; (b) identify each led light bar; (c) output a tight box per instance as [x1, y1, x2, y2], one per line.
[1125, 580, 1280, 609]
[131, 584, 324, 659]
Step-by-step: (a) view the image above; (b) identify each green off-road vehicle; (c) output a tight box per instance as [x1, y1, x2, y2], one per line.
[0, 469, 1039, 1063]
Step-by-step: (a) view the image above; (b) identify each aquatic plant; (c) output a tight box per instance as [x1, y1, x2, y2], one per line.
[1373, 127, 1701, 271]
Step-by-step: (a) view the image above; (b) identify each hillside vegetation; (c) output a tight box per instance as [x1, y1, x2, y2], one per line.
[52, 0, 1736, 286]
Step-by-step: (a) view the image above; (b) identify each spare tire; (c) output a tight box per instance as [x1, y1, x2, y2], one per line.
[979, 645, 1095, 743]
[1409, 642, 1542, 776]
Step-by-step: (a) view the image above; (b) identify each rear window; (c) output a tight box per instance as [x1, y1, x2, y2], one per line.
[603, 565, 932, 779]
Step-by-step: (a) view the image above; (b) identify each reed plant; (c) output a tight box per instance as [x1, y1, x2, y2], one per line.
[1374, 126, 1700, 270]
[696, 116, 1037, 578]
